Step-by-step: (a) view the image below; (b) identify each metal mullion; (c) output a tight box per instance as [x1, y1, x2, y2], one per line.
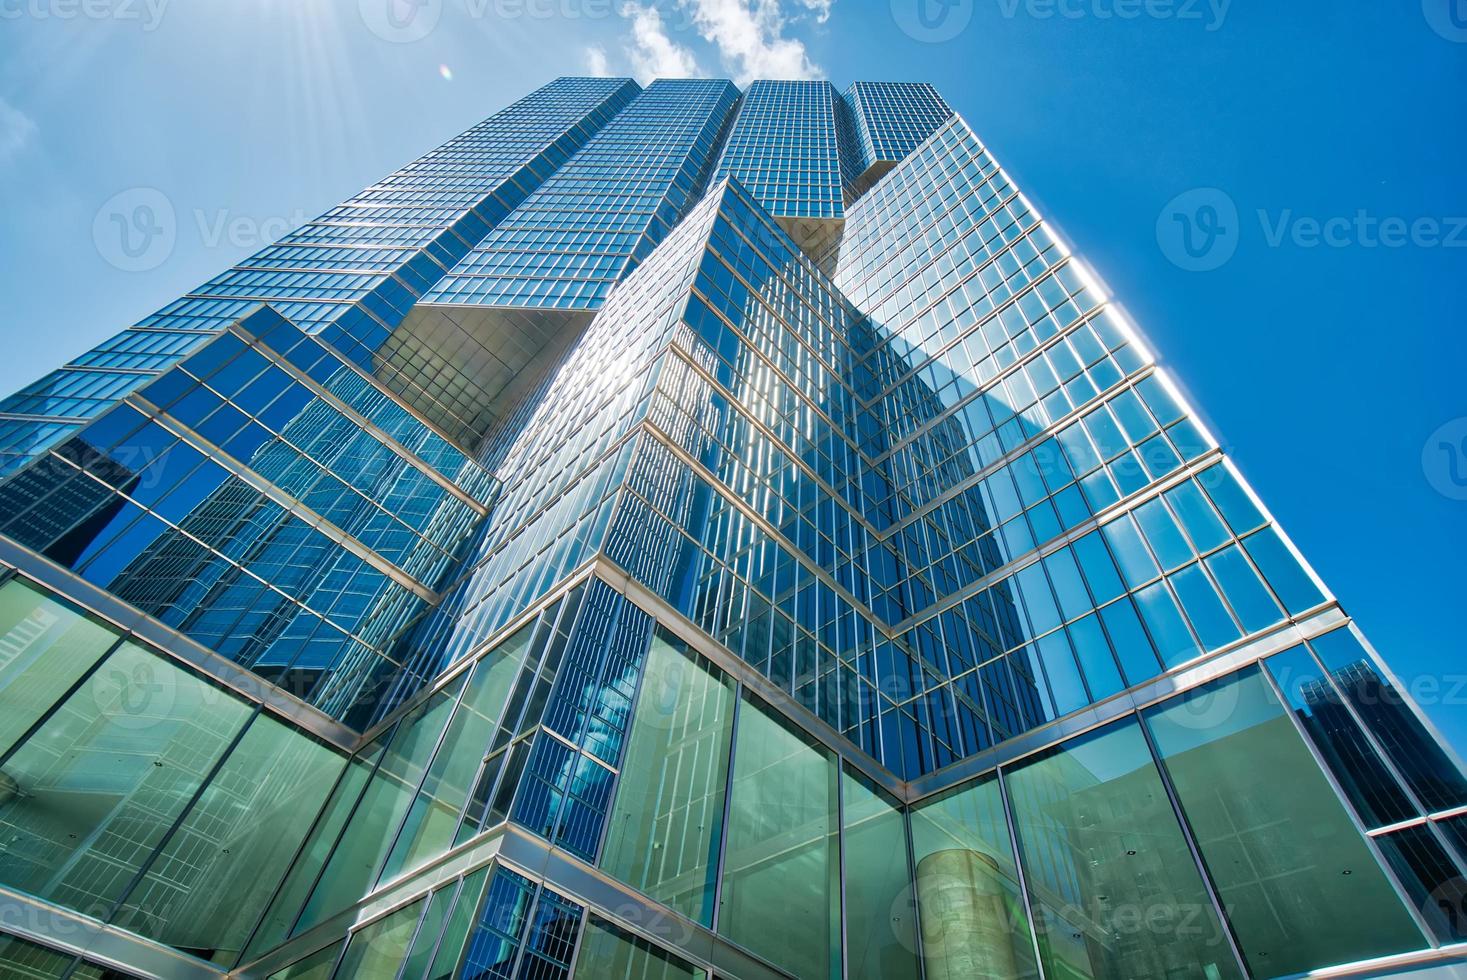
[993, 767, 1048, 980]
[562, 905, 591, 980]
[900, 794, 929, 980]
[1134, 710, 1255, 978]
[709, 686, 743, 935]
[836, 760, 848, 980]
[506, 885, 547, 980]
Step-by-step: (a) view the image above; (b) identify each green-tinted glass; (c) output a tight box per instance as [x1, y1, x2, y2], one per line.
[110, 712, 345, 962]
[0, 641, 253, 916]
[601, 631, 733, 925]
[243, 733, 388, 961]
[1145, 668, 1426, 976]
[842, 766, 920, 980]
[266, 941, 342, 980]
[1004, 718, 1241, 980]
[296, 675, 466, 933]
[718, 694, 839, 980]
[0, 578, 118, 755]
[333, 897, 424, 979]
[0, 932, 77, 978]
[380, 627, 532, 884]
[424, 866, 488, 980]
[398, 882, 452, 980]
[573, 915, 706, 979]
[909, 773, 1038, 980]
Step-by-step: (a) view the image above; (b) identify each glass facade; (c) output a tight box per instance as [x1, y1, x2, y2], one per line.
[0, 76, 1461, 980]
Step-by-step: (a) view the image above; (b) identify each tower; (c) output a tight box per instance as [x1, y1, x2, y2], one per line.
[0, 77, 1461, 980]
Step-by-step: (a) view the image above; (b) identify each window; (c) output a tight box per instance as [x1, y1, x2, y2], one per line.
[0, 578, 119, 755]
[1145, 668, 1425, 976]
[601, 631, 733, 925]
[573, 916, 706, 980]
[111, 713, 345, 965]
[0, 641, 254, 915]
[909, 773, 1037, 980]
[1004, 718, 1240, 980]
[843, 766, 919, 980]
[718, 694, 840, 980]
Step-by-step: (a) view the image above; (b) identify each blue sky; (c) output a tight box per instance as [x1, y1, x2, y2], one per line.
[1, 0, 1463, 747]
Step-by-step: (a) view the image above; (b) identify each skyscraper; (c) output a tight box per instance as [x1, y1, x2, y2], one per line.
[0, 76, 1461, 980]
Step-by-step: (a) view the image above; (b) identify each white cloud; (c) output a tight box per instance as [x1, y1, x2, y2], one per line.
[677, 0, 824, 85]
[0, 97, 37, 164]
[620, 2, 701, 84]
[584, 44, 612, 77]
[795, 0, 834, 24]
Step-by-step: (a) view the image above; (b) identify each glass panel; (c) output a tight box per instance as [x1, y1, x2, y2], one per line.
[1310, 628, 1467, 812]
[0, 578, 118, 755]
[425, 866, 489, 980]
[399, 883, 452, 980]
[266, 942, 342, 980]
[111, 713, 345, 963]
[1374, 824, 1467, 946]
[382, 627, 533, 882]
[1004, 717, 1240, 980]
[297, 676, 466, 932]
[572, 915, 706, 980]
[719, 694, 840, 980]
[0, 642, 253, 915]
[909, 773, 1038, 980]
[843, 766, 920, 980]
[601, 631, 733, 926]
[1263, 645, 1417, 828]
[244, 733, 389, 960]
[333, 897, 424, 979]
[0, 932, 78, 978]
[1145, 668, 1425, 975]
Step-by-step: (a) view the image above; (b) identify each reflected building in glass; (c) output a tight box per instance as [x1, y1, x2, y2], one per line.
[0, 76, 1462, 980]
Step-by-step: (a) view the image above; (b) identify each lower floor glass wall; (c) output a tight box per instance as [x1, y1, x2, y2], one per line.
[0, 570, 1462, 980]
[0, 573, 347, 968]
